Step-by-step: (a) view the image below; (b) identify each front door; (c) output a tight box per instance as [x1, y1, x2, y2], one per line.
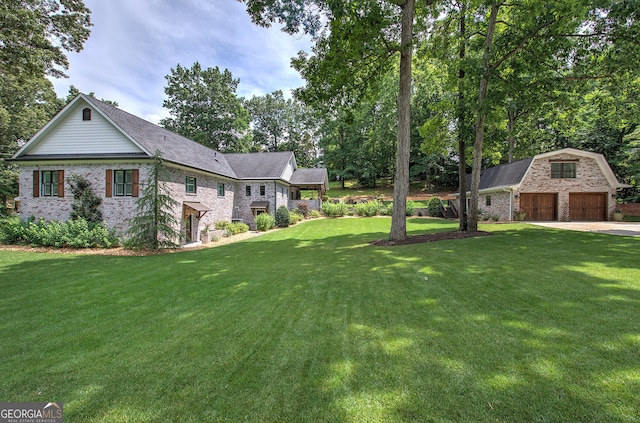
[185, 214, 193, 243]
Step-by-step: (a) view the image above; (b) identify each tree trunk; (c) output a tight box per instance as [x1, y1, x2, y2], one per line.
[389, 0, 415, 241]
[507, 108, 516, 163]
[457, 1, 468, 231]
[339, 124, 345, 190]
[468, 3, 499, 232]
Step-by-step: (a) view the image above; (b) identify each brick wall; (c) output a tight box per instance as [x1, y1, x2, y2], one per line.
[479, 191, 512, 220]
[19, 163, 150, 235]
[620, 203, 640, 216]
[163, 166, 235, 241]
[518, 153, 614, 221]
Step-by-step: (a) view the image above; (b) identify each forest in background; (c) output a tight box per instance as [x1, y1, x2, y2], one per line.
[2, 1, 639, 220]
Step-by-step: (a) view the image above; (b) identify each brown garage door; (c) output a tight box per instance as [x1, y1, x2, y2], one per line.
[569, 193, 607, 221]
[520, 193, 557, 221]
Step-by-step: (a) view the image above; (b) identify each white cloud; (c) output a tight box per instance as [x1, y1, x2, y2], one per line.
[50, 0, 311, 123]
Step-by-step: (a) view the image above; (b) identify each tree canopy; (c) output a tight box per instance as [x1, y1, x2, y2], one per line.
[241, 0, 640, 234]
[1, 0, 92, 214]
[0, 0, 92, 79]
[160, 62, 251, 153]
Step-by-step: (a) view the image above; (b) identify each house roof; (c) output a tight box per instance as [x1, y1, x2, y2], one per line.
[465, 158, 533, 191]
[289, 167, 329, 187]
[84, 95, 238, 179]
[460, 148, 628, 194]
[12, 94, 328, 187]
[224, 152, 294, 179]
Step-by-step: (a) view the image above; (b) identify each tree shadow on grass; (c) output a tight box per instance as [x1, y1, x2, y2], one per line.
[0, 221, 638, 421]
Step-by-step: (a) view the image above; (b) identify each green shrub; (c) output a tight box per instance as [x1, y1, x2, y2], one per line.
[0, 217, 119, 248]
[321, 201, 348, 217]
[214, 220, 230, 230]
[275, 206, 291, 227]
[380, 202, 393, 216]
[255, 213, 275, 231]
[354, 200, 381, 217]
[427, 197, 443, 217]
[309, 210, 322, 219]
[289, 210, 303, 225]
[226, 222, 249, 235]
[406, 201, 416, 216]
[0, 217, 23, 244]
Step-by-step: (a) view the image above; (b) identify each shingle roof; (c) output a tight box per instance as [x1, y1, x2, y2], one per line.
[289, 168, 329, 186]
[224, 152, 294, 179]
[85, 95, 238, 179]
[14, 94, 328, 185]
[465, 158, 533, 191]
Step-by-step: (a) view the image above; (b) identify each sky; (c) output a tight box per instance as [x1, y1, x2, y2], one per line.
[50, 0, 312, 124]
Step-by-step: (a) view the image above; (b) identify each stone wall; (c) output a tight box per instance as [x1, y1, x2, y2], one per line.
[518, 153, 614, 221]
[18, 163, 325, 240]
[289, 199, 321, 211]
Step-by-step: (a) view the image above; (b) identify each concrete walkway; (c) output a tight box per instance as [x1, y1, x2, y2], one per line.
[531, 221, 640, 237]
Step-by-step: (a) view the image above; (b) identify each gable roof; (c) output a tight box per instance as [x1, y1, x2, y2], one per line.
[84, 95, 238, 179]
[224, 152, 294, 179]
[13, 94, 330, 185]
[462, 148, 628, 193]
[533, 148, 628, 189]
[12, 94, 237, 178]
[289, 168, 329, 187]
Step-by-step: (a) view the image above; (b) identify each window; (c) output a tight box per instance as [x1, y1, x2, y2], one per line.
[217, 182, 225, 197]
[82, 108, 92, 121]
[246, 185, 251, 196]
[260, 185, 266, 196]
[485, 195, 492, 207]
[105, 169, 138, 197]
[551, 162, 576, 178]
[41, 170, 59, 197]
[33, 170, 64, 198]
[114, 170, 133, 196]
[185, 176, 197, 194]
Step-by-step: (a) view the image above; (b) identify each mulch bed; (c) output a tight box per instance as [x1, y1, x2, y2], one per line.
[370, 230, 491, 246]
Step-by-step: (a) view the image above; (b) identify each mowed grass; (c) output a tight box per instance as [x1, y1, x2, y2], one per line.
[1, 218, 639, 422]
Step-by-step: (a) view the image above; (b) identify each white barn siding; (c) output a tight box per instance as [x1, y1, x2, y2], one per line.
[25, 100, 143, 156]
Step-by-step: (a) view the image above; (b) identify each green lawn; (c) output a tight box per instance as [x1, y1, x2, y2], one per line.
[1, 218, 639, 422]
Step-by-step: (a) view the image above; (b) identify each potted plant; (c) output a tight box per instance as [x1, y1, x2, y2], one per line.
[513, 209, 526, 221]
[612, 199, 624, 221]
[200, 224, 211, 243]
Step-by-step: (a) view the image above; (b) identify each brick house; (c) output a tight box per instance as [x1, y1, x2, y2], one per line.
[458, 148, 630, 221]
[11, 94, 328, 243]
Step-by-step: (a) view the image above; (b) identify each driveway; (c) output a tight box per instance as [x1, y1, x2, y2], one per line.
[531, 221, 640, 237]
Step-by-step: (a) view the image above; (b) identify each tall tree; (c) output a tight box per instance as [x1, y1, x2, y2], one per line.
[242, 0, 433, 241]
[160, 62, 251, 152]
[1, 0, 92, 214]
[460, 1, 601, 231]
[245, 91, 288, 152]
[0, 0, 92, 79]
[126, 152, 181, 250]
[0, 76, 62, 214]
